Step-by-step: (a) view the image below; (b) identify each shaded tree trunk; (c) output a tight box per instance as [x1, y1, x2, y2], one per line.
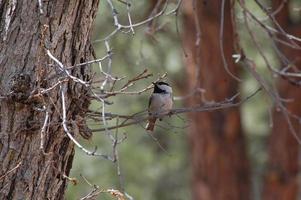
[263, 1, 301, 199]
[0, 1, 98, 199]
[182, 1, 250, 200]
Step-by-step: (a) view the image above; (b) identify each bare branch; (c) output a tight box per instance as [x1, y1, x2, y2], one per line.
[60, 85, 112, 160]
[91, 87, 262, 132]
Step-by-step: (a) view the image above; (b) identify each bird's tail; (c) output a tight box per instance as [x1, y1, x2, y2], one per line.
[146, 117, 157, 131]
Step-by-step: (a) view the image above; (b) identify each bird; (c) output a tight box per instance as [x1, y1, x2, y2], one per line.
[145, 81, 173, 131]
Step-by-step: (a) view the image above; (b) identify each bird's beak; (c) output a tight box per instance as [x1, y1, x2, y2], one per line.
[152, 82, 156, 85]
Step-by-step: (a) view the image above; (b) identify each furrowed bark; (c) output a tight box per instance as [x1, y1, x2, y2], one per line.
[0, 1, 99, 199]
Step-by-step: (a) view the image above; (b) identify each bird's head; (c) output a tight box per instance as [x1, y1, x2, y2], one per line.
[152, 81, 172, 94]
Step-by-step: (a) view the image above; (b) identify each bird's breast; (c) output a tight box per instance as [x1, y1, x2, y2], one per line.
[149, 93, 173, 115]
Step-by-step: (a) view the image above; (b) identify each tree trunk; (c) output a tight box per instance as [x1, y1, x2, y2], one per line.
[263, 1, 301, 199]
[0, 1, 99, 199]
[182, 1, 250, 200]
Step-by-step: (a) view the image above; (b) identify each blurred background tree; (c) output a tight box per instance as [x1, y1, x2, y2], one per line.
[263, 0, 301, 199]
[182, 1, 250, 199]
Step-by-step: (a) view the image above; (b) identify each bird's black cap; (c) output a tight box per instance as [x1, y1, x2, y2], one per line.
[153, 81, 169, 86]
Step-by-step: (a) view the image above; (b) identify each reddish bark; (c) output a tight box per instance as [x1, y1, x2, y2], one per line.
[263, 1, 301, 199]
[182, 1, 250, 200]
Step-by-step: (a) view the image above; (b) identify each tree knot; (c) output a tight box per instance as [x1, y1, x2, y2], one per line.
[8, 73, 32, 103]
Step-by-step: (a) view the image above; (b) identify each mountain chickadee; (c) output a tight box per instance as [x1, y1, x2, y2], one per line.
[145, 81, 173, 131]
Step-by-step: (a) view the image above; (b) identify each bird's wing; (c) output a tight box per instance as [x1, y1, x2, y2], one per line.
[148, 95, 153, 110]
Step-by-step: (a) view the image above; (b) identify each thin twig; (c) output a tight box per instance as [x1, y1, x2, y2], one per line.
[0, 162, 22, 181]
[40, 106, 49, 150]
[60, 85, 112, 160]
[220, 0, 241, 82]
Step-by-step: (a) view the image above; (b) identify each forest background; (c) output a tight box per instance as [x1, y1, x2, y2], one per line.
[1, 0, 301, 200]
